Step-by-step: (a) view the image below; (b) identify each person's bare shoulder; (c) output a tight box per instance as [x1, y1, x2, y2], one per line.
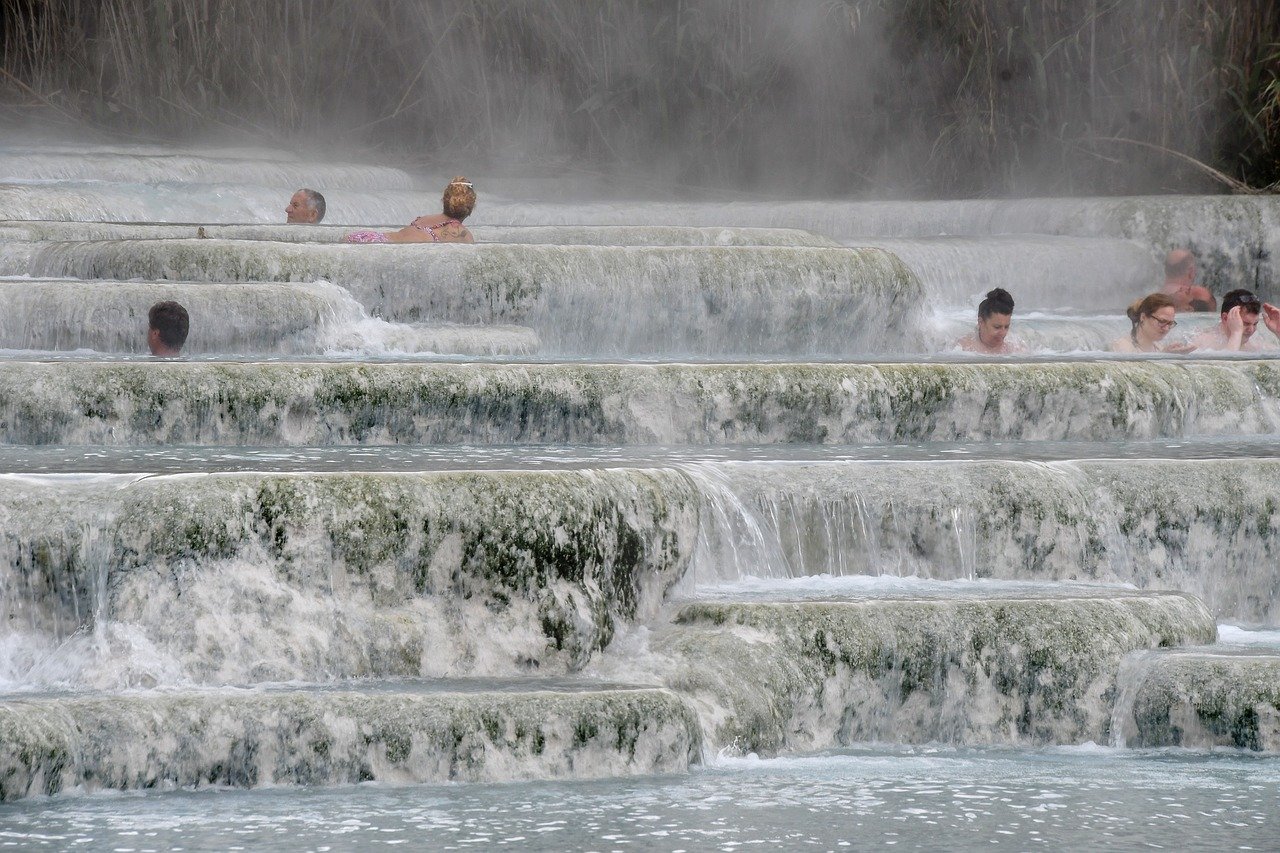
[1187, 328, 1227, 351]
[1110, 336, 1145, 353]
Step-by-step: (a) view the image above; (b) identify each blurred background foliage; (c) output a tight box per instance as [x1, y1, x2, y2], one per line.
[1, 0, 1277, 197]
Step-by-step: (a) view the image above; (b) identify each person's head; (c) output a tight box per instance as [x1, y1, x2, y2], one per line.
[148, 300, 189, 356]
[1126, 292, 1177, 342]
[1164, 249, 1196, 286]
[976, 288, 1015, 349]
[442, 176, 477, 221]
[1221, 288, 1263, 341]
[286, 188, 325, 224]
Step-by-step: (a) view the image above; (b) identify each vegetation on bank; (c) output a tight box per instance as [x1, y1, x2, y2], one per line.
[1, 0, 1277, 196]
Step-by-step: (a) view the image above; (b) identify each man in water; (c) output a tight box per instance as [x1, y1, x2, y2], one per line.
[1187, 288, 1280, 352]
[286, 188, 326, 224]
[147, 300, 189, 357]
[956, 287, 1027, 354]
[1162, 249, 1216, 312]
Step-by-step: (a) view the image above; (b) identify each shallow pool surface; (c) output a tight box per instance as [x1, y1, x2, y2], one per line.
[0, 747, 1275, 851]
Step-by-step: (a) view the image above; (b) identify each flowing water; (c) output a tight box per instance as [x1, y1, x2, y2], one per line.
[0, 137, 1278, 849]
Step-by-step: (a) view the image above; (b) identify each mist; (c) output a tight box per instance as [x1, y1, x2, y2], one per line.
[1, 1, 1278, 196]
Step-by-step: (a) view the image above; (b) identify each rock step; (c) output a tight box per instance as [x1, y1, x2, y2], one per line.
[0, 152, 416, 189]
[1123, 651, 1280, 750]
[0, 279, 538, 356]
[651, 591, 1216, 754]
[0, 242, 922, 356]
[0, 683, 700, 801]
[484, 195, 1280, 299]
[685, 458, 1280, 626]
[0, 182, 437, 227]
[0, 359, 1274, 446]
[0, 469, 699, 689]
[0, 220, 841, 247]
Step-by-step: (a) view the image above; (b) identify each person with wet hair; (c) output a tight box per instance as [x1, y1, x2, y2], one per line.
[956, 288, 1026, 354]
[286, 188, 326, 224]
[1187, 288, 1280, 352]
[1162, 249, 1215, 312]
[1110, 292, 1190, 353]
[344, 177, 476, 244]
[147, 300, 189, 357]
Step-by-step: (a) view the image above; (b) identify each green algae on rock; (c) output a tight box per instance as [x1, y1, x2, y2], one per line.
[655, 593, 1215, 754]
[0, 470, 700, 686]
[1126, 653, 1280, 750]
[698, 458, 1280, 625]
[0, 686, 702, 800]
[0, 360, 1275, 446]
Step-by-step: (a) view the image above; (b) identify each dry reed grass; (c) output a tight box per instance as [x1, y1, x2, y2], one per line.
[1, 0, 1276, 195]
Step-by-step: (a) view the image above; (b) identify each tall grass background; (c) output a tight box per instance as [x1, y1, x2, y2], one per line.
[2, 0, 1277, 196]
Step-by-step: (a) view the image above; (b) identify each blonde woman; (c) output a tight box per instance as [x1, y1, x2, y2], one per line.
[345, 177, 477, 244]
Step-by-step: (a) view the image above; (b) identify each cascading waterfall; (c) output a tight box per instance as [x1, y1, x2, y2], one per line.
[0, 240, 926, 356]
[856, 236, 1161, 311]
[483, 196, 1280, 299]
[676, 459, 1280, 624]
[0, 135, 1276, 849]
[0, 278, 539, 356]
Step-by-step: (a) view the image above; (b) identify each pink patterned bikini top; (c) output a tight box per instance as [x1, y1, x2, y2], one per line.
[413, 217, 463, 242]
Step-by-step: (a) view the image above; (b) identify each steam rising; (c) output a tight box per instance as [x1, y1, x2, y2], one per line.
[2, 0, 1277, 195]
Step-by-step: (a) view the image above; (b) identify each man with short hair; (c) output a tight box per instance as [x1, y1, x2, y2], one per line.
[1188, 288, 1280, 352]
[286, 188, 326, 223]
[148, 300, 189, 357]
[1162, 249, 1216, 312]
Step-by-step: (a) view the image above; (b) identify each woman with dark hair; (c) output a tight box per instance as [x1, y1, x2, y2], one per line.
[956, 288, 1025, 354]
[1110, 292, 1191, 353]
[345, 177, 477, 244]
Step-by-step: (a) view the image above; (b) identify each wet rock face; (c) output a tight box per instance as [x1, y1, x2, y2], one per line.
[697, 459, 1280, 626]
[0, 471, 700, 687]
[1125, 654, 1280, 750]
[0, 360, 1276, 446]
[0, 687, 703, 800]
[653, 593, 1216, 754]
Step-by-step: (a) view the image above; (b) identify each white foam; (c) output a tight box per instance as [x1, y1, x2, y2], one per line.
[1216, 624, 1280, 647]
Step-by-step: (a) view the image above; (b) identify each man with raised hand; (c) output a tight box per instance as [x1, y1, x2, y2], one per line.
[1188, 288, 1280, 352]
